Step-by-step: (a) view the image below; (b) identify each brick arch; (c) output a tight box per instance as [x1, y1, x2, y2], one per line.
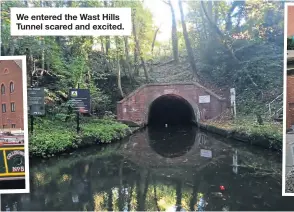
[143, 93, 200, 125]
[117, 82, 227, 126]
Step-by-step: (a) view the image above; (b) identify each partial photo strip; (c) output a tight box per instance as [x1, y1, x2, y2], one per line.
[0, 56, 30, 194]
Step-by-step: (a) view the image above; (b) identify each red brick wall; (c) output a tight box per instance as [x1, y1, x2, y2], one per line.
[288, 6, 294, 37]
[117, 83, 227, 125]
[0, 60, 24, 130]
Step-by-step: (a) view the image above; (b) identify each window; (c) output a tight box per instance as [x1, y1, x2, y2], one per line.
[3, 68, 9, 74]
[1, 84, 5, 94]
[12, 124, 16, 128]
[2, 104, 6, 113]
[10, 82, 14, 93]
[11, 102, 15, 112]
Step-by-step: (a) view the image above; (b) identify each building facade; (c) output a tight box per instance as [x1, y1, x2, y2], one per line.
[289, 6, 294, 37]
[0, 60, 24, 130]
[287, 7, 294, 129]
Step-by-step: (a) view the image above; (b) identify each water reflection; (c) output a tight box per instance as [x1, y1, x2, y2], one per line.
[148, 126, 197, 158]
[1, 127, 292, 211]
[232, 150, 238, 175]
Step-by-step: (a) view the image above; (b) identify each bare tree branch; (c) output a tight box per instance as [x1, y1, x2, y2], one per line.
[200, 1, 262, 96]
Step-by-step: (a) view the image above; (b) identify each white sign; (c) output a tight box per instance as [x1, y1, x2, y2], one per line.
[230, 88, 236, 102]
[163, 89, 175, 94]
[10, 7, 132, 36]
[230, 88, 236, 118]
[200, 149, 212, 158]
[199, 95, 210, 103]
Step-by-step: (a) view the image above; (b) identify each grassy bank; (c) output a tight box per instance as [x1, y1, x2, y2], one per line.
[203, 118, 282, 151]
[29, 117, 130, 157]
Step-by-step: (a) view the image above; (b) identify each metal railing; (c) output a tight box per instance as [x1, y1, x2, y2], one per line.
[267, 93, 283, 118]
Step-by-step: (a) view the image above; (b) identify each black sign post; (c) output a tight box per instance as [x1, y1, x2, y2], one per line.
[28, 87, 45, 134]
[69, 86, 91, 134]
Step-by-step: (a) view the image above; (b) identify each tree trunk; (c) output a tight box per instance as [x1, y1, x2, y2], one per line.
[169, 0, 179, 62]
[100, 37, 105, 54]
[133, 44, 139, 76]
[123, 36, 134, 82]
[132, 14, 140, 76]
[8, 39, 15, 55]
[105, 37, 110, 55]
[225, 1, 242, 32]
[40, 0, 45, 72]
[104, 1, 110, 55]
[151, 27, 160, 56]
[214, 2, 219, 24]
[199, 3, 208, 40]
[117, 59, 124, 98]
[178, 0, 199, 79]
[115, 37, 125, 98]
[132, 11, 149, 82]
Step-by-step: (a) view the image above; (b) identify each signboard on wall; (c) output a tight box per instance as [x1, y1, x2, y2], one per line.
[69, 89, 91, 113]
[28, 87, 45, 116]
[200, 149, 212, 158]
[199, 95, 210, 103]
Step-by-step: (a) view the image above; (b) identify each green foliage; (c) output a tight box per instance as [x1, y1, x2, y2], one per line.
[231, 118, 282, 149]
[82, 120, 129, 143]
[30, 128, 77, 156]
[29, 118, 129, 157]
[206, 116, 282, 150]
[29, 119, 77, 156]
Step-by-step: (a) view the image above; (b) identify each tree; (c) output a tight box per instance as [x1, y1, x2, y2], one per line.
[162, 0, 179, 62]
[178, 0, 199, 79]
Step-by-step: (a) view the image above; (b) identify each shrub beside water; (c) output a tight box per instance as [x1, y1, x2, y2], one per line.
[204, 118, 282, 150]
[82, 119, 130, 143]
[29, 118, 130, 157]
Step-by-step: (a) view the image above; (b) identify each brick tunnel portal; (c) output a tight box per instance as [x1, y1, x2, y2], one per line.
[147, 94, 196, 126]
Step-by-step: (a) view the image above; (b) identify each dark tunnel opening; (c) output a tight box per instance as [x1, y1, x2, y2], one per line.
[148, 94, 196, 126]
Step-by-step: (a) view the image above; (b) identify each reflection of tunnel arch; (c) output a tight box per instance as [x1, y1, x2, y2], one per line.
[148, 126, 197, 158]
[147, 94, 197, 126]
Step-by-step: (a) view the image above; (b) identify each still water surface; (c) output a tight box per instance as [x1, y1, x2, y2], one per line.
[1, 126, 293, 211]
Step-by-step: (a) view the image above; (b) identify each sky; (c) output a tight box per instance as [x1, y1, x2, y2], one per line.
[143, 0, 187, 42]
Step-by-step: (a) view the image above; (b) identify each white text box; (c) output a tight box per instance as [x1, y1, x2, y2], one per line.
[10, 7, 132, 36]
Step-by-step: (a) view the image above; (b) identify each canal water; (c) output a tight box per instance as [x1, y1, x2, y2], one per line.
[1, 126, 293, 211]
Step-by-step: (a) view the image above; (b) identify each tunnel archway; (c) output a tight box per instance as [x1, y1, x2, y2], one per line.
[147, 94, 196, 126]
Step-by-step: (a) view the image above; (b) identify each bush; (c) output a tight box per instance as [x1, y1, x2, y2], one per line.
[81, 120, 129, 143]
[205, 117, 282, 150]
[29, 117, 129, 157]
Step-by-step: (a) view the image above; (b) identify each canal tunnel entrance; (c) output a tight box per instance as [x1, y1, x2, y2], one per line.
[148, 94, 196, 126]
